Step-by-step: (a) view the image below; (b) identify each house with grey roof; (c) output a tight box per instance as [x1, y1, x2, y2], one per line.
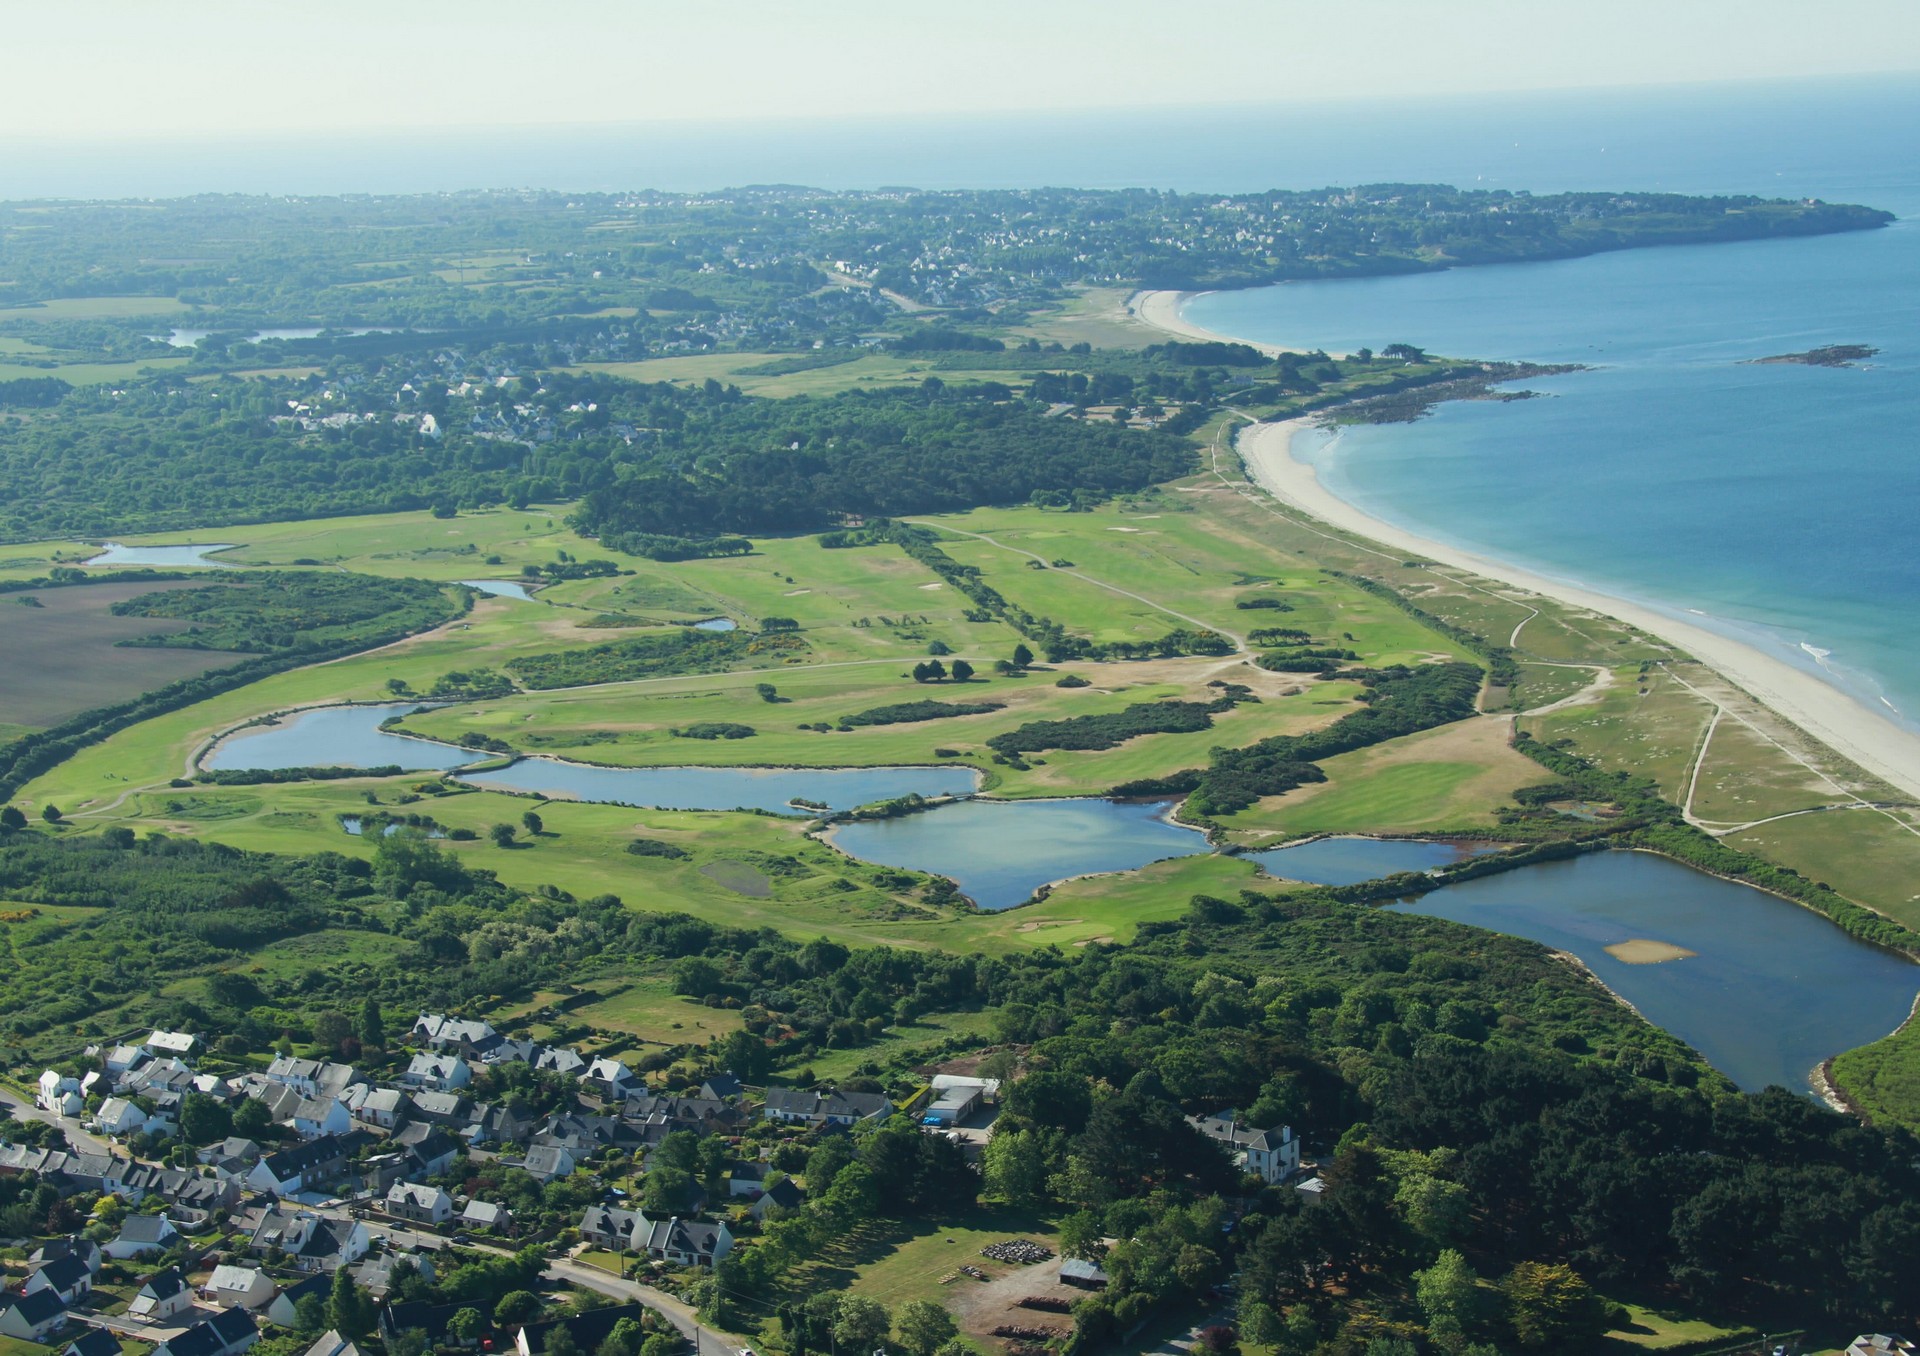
[105, 1212, 179, 1259]
[0, 1288, 70, 1342]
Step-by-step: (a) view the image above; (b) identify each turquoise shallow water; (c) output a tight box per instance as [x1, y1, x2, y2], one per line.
[1188, 196, 1920, 730]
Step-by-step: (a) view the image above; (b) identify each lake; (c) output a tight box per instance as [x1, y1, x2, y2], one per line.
[1248, 836, 1500, 886]
[203, 704, 482, 772]
[458, 579, 537, 601]
[86, 542, 236, 568]
[462, 757, 980, 817]
[830, 797, 1209, 911]
[1390, 851, 1920, 1093]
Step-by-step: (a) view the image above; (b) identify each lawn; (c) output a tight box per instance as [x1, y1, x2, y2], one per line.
[562, 977, 746, 1044]
[1522, 666, 1714, 804]
[0, 295, 193, 320]
[1600, 1302, 1754, 1352]
[770, 1204, 1062, 1314]
[1219, 715, 1544, 840]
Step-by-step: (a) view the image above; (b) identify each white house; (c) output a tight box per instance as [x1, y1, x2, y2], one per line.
[287, 1097, 352, 1141]
[1186, 1113, 1302, 1185]
[402, 1053, 471, 1092]
[128, 1269, 196, 1323]
[581, 1057, 638, 1098]
[104, 1213, 180, 1260]
[386, 1182, 454, 1225]
[304, 1331, 366, 1356]
[150, 1307, 257, 1356]
[26, 1255, 94, 1306]
[761, 1087, 892, 1126]
[637, 1216, 732, 1268]
[245, 1136, 346, 1196]
[65, 1327, 122, 1356]
[144, 1031, 200, 1060]
[37, 1069, 85, 1116]
[0, 1289, 70, 1342]
[521, 1144, 574, 1183]
[922, 1075, 998, 1127]
[206, 1264, 279, 1311]
[350, 1088, 408, 1130]
[459, 1199, 511, 1233]
[93, 1098, 150, 1138]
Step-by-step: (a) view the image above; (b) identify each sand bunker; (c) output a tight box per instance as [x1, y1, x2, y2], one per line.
[1604, 938, 1698, 965]
[919, 582, 945, 590]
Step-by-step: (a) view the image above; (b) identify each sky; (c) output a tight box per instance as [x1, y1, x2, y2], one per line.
[11, 0, 1920, 141]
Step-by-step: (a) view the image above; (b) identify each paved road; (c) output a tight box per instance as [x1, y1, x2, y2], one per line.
[0, 1084, 116, 1156]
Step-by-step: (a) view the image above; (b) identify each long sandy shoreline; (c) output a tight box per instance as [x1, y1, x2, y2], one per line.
[1128, 289, 1340, 358]
[1236, 419, 1920, 802]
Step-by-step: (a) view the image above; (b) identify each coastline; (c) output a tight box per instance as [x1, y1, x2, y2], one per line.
[1127, 289, 1341, 358]
[1236, 418, 1920, 802]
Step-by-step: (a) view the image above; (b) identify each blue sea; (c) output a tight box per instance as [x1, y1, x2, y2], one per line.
[9, 75, 1917, 724]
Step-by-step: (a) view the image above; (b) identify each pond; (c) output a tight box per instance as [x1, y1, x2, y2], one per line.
[156, 326, 404, 348]
[1389, 850, 1920, 1094]
[203, 704, 483, 773]
[462, 757, 981, 817]
[458, 579, 537, 601]
[1248, 835, 1502, 886]
[830, 798, 1210, 911]
[340, 817, 444, 839]
[86, 542, 237, 568]
[691, 617, 738, 632]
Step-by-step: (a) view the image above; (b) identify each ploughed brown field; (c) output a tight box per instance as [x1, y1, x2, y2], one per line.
[0, 579, 244, 730]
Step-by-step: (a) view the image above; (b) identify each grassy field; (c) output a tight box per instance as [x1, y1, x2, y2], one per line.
[1521, 667, 1713, 803]
[1600, 1303, 1754, 1352]
[1007, 285, 1161, 350]
[1727, 806, 1920, 932]
[1219, 715, 1544, 840]
[577, 352, 1039, 400]
[1687, 717, 1853, 825]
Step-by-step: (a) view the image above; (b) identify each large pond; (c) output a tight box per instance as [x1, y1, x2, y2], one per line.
[156, 326, 403, 348]
[458, 579, 537, 601]
[204, 704, 483, 773]
[830, 798, 1209, 911]
[86, 542, 237, 568]
[1249, 836, 1501, 886]
[1390, 851, 1920, 1093]
[463, 757, 981, 817]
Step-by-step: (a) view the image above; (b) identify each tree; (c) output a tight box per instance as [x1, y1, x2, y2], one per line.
[807, 1134, 854, 1198]
[0, 806, 25, 830]
[642, 1167, 695, 1215]
[179, 1092, 233, 1146]
[360, 996, 386, 1050]
[1503, 1262, 1608, 1350]
[522, 810, 544, 835]
[41, 804, 62, 823]
[294, 1293, 327, 1334]
[546, 1328, 580, 1356]
[927, 640, 952, 655]
[894, 1300, 957, 1356]
[1417, 1250, 1484, 1327]
[206, 971, 266, 1011]
[832, 1296, 891, 1352]
[1011, 643, 1034, 669]
[949, 658, 974, 682]
[495, 1291, 544, 1327]
[490, 823, 518, 848]
[313, 1011, 353, 1053]
[443, 1298, 483, 1344]
[983, 1128, 1049, 1208]
[391, 1330, 430, 1356]
[233, 1097, 273, 1137]
[755, 682, 780, 703]
[329, 1266, 375, 1340]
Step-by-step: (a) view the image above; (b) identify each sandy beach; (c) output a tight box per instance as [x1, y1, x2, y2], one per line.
[1237, 418, 1920, 802]
[1128, 289, 1340, 358]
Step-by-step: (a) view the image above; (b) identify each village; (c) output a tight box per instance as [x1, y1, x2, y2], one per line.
[1, 1012, 1327, 1356]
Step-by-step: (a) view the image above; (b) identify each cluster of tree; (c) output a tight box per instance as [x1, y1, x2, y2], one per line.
[505, 626, 805, 690]
[671, 722, 756, 740]
[836, 699, 1003, 729]
[908, 658, 975, 683]
[986, 696, 1232, 759]
[112, 571, 457, 653]
[572, 385, 1193, 540]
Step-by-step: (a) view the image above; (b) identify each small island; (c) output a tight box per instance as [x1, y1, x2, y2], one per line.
[1748, 344, 1879, 367]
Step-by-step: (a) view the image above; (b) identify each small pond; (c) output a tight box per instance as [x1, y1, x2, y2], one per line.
[1389, 850, 1920, 1094]
[831, 797, 1209, 911]
[691, 617, 738, 632]
[86, 542, 237, 568]
[1249, 835, 1502, 886]
[340, 817, 445, 839]
[462, 757, 981, 817]
[203, 704, 482, 773]
[458, 579, 537, 601]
